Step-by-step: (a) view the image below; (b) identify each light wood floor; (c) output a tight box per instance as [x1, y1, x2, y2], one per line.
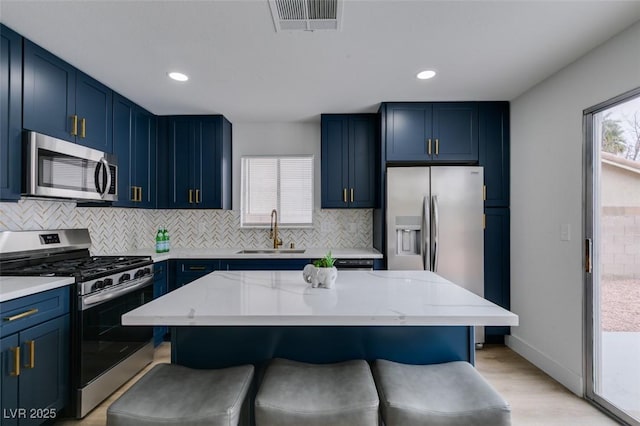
[55, 343, 620, 425]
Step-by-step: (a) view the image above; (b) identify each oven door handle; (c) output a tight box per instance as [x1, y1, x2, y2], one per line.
[81, 277, 153, 310]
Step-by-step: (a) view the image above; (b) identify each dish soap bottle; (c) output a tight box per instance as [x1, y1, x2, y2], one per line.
[155, 229, 163, 253]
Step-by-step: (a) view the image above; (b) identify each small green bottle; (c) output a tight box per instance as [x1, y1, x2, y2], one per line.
[155, 229, 163, 253]
[163, 228, 170, 252]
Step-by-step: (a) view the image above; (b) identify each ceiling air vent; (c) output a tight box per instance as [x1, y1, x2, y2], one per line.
[268, 0, 343, 32]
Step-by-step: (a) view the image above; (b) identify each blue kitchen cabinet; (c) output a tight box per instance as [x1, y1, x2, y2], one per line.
[23, 39, 113, 152]
[0, 25, 22, 201]
[383, 102, 478, 163]
[153, 261, 168, 346]
[162, 116, 232, 209]
[172, 260, 220, 290]
[484, 207, 510, 342]
[479, 102, 510, 208]
[112, 94, 157, 208]
[321, 114, 377, 208]
[220, 259, 312, 271]
[0, 287, 70, 425]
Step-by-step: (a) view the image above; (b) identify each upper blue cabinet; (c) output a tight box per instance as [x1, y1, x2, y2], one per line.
[0, 25, 23, 201]
[160, 115, 232, 209]
[23, 40, 113, 153]
[479, 102, 510, 207]
[112, 94, 157, 208]
[382, 102, 478, 163]
[321, 114, 378, 208]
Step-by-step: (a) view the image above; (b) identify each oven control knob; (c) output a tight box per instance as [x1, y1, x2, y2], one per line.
[92, 280, 104, 291]
[134, 269, 145, 279]
[144, 267, 151, 275]
[119, 273, 131, 283]
[103, 278, 114, 287]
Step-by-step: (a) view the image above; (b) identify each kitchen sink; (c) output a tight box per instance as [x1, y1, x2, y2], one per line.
[236, 249, 306, 254]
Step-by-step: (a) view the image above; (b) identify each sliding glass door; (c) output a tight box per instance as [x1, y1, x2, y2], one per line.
[585, 88, 640, 425]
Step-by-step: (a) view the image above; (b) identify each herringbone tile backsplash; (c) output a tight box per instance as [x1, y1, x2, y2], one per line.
[0, 199, 373, 254]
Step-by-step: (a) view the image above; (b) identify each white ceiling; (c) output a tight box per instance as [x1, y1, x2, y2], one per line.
[2, 1, 640, 122]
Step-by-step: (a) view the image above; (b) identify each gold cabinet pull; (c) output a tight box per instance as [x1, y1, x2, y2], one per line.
[483, 214, 486, 229]
[350, 188, 354, 203]
[25, 340, 35, 369]
[435, 138, 439, 156]
[189, 189, 193, 204]
[188, 266, 206, 271]
[483, 185, 487, 201]
[343, 188, 347, 203]
[71, 115, 78, 136]
[80, 118, 87, 138]
[138, 187, 143, 202]
[195, 189, 200, 204]
[427, 139, 432, 155]
[131, 186, 137, 202]
[4, 308, 39, 322]
[10, 347, 20, 376]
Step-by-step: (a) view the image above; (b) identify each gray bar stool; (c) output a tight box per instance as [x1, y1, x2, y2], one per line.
[107, 363, 254, 426]
[373, 359, 511, 426]
[255, 358, 379, 426]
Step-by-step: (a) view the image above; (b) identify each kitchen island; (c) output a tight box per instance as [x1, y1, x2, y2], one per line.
[123, 270, 518, 367]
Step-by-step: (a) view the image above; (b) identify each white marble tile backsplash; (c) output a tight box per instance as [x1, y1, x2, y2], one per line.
[0, 199, 373, 254]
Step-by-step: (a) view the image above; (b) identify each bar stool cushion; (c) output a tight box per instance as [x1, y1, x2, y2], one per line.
[373, 359, 511, 426]
[107, 363, 254, 426]
[255, 358, 379, 426]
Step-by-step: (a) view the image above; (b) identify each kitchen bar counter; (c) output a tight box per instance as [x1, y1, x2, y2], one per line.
[107, 247, 383, 263]
[0, 276, 74, 302]
[123, 270, 517, 374]
[122, 270, 517, 327]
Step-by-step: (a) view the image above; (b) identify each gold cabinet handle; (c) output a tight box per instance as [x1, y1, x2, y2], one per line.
[131, 186, 137, 202]
[71, 115, 78, 136]
[435, 138, 439, 156]
[343, 188, 347, 203]
[483, 185, 487, 201]
[188, 266, 206, 271]
[10, 347, 20, 376]
[80, 118, 87, 138]
[4, 308, 39, 322]
[189, 189, 193, 204]
[350, 188, 354, 203]
[427, 139, 432, 155]
[138, 187, 143, 202]
[195, 189, 200, 204]
[25, 340, 35, 369]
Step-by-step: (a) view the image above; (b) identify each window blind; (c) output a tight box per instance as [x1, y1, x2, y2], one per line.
[241, 156, 313, 227]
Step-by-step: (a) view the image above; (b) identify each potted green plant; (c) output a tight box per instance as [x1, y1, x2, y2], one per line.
[308, 251, 338, 289]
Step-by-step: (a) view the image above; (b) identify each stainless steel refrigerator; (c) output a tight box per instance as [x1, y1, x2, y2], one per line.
[386, 166, 485, 344]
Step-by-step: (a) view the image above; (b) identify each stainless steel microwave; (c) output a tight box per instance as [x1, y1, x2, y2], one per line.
[24, 131, 118, 202]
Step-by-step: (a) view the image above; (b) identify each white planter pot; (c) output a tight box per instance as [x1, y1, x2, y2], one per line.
[303, 264, 338, 289]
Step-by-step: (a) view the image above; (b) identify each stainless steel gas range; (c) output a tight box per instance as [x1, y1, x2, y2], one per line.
[0, 229, 155, 418]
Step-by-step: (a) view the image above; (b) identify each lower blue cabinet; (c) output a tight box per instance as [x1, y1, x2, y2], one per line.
[484, 207, 510, 342]
[0, 287, 70, 426]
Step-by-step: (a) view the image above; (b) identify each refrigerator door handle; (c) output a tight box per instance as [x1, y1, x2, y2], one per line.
[422, 195, 430, 270]
[432, 195, 439, 272]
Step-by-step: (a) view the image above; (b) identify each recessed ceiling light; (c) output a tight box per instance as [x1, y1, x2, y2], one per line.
[417, 70, 437, 80]
[168, 72, 189, 82]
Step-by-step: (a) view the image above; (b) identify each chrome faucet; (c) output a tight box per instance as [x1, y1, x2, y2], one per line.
[269, 209, 283, 249]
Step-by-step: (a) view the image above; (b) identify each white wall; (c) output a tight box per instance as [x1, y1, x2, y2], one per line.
[232, 121, 321, 211]
[508, 21, 640, 395]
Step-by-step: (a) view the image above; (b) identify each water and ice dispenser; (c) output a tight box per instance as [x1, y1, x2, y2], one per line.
[394, 216, 421, 256]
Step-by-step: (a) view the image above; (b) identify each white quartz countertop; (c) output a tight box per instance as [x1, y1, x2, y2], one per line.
[110, 247, 383, 263]
[122, 270, 518, 327]
[0, 276, 74, 302]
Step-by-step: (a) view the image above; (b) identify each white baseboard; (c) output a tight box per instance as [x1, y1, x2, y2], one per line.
[505, 334, 584, 396]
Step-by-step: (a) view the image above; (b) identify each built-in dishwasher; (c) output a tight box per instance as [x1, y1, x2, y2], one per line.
[333, 258, 374, 271]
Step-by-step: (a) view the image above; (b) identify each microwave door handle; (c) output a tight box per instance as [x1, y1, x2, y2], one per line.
[94, 158, 111, 197]
[101, 158, 112, 198]
[94, 161, 105, 195]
